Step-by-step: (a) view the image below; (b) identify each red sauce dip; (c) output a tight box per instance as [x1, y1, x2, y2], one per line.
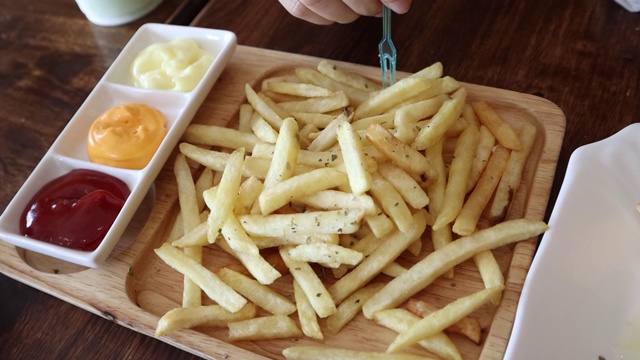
[19, 169, 130, 251]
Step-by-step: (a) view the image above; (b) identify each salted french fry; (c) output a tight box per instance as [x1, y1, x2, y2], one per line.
[155, 303, 257, 337]
[466, 125, 496, 193]
[329, 210, 428, 304]
[355, 77, 437, 119]
[351, 112, 395, 131]
[369, 172, 413, 233]
[154, 243, 247, 313]
[283, 346, 429, 360]
[334, 120, 371, 195]
[364, 207, 395, 239]
[393, 94, 448, 143]
[413, 89, 467, 150]
[432, 124, 479, 230]
[490, 122, 537, 221]
[404, 298, 482, 344]
[216, 267, 296, 315]
[294, 190, 375, 215]
[293, 280, 324, 340]
[235, 176, 263, 215]
[280, 246, 336, 318]
[204, 148, 244, 243]
[182, 124, 259, 152]
[287, 243, 363, 268]
[471, 101, 521, 150]
[317, 60, 382, 92]
[387, 286, 504, 353]
[362, 219, 548, 319]
[221, 213, 260, 256]
[263, 117, 300, 189]
[171, 221, 208, 247]
[307, 111, 351, 152]
[381, 262, 408, 278]
[228, 314, 303, 341]
[377, 162, 429, 209]
[259, 167, 348, 215]
[295, 67, 370, 106]
[238, 103, 254, 133]
[366, 124, 430, 175]
[373, 309, 462, 360]
[325, 282, 384, 335]
[291, 112, 336, 128]
[278, 91, 349, 114]
[240, 209, 363, 237]
[453, 145, 510, 236]
[266, 81, 334, 97]
[246, 83, 284, 130]
[216, 236, 282, 285]
[253, 233, 339, 249]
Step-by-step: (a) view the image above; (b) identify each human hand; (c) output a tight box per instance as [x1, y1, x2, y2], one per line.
[277, 0, 412, 25]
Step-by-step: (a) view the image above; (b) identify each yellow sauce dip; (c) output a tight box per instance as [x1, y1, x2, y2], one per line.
[131, 38, 214, 92]
[87, 103, 168, 169]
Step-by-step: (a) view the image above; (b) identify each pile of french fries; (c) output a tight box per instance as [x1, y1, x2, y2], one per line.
[154, 59, 548, 359]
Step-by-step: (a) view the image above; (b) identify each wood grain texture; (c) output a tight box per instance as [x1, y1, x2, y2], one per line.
[0, 45, 565, 360]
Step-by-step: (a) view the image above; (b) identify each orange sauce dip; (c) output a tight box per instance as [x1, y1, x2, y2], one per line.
[87, 103, 168, 169]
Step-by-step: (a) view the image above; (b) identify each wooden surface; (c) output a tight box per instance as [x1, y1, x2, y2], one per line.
[1, 0, 638, 359]
[0, 44, 563, 360]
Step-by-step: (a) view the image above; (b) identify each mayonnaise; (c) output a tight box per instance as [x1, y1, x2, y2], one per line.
[131, 38, 214, 92]
[87, 103, 168, 169]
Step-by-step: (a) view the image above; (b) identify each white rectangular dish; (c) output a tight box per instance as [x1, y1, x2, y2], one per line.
[0, 24, 237, 268]
[505, 123, 640, 359]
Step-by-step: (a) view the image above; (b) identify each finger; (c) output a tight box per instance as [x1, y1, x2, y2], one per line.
[341, 0, 384, 17]
[382, 0, 412, 14]
[278, 0, 335, 25]
[298, 0, 361, 24]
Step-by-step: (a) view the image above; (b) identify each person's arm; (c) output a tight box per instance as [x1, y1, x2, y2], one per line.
[277, 0, 412, 25]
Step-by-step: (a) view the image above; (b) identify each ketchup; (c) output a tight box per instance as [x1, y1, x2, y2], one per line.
[19, 169, 130, 251]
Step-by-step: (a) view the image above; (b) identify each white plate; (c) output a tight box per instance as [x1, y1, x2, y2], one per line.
[505, 123, 640, 359]
[0, 24, 236, 268]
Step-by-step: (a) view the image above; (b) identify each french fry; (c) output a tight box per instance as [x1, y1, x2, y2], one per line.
[295, 67, 370, 106]
[182, 124, 259, 152]
[329, 210, 428, 304]
[393, 94, 448, 143]
[287, 243, 363, 268]
[381, 262, 408, 278]
[413, 89, 467, 150]
[228, 314, 303, 341]
[294, 190, 376, 215]
[216, 236, 282, 285]
[259, 167, 348, 215]
[336, 119, 372, 195]
[234, 176, 263, 215]
[377, 162, 429, 209]
[325, 282, 384, 335]
[245, 83, 284, 130]
[453, 145, 510, 236]
[266, 81, 334, 97]
[278, 91, 349, 114]
[387, 286, 504, 353]
[250, 111, 279, 143]
[240, 209, 363, 237]
[280, 246, 336, 318]
[317, 60, 382, 92]
[489, 122, 537, 221]
[471, 101, 521, 150]
[473, 250, 505, 305]
[283, 346, 430, 360]
[404, 298, 482, 344]
[291, 111, 336, 128]
[373, 309, 462, 360]
[293, 280, 324, 340]
[252, 233, 339, 249]
[238, 103, 254, 133]
[262, 117, 300, 189]
[220, 212, 260, 256]
[369, 172, 413, 233]
[366, 124, 430, 175]
[174, 154, 203, 307]
[362, 219, 548, 319]
[216, 267, 296, 315]
[204, 148, 244, 243]
[307, 111, 350, 152]
[154, 243, 247, 313]
[354, 77, 437, 119]
[155, 303, 257, 337]
[466, 125, 497, 193]
[432, 124, 479, 230]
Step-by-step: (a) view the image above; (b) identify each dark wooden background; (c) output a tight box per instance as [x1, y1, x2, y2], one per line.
[1, 0, 638, 358]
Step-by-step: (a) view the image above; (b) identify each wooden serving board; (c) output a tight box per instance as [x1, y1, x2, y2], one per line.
[0, 45, 565, 360]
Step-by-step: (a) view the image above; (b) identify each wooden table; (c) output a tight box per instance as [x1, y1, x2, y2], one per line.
[1, 0, 638, 359]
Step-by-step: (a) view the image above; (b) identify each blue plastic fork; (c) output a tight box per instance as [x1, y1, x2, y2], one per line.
[378, 5, 396, 89]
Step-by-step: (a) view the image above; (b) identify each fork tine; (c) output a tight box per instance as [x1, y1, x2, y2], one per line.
[378, 6, 396, 88]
